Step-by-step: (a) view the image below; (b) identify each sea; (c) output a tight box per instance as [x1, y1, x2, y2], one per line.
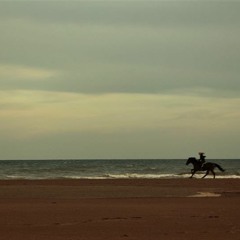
[0, 159, 239, 180]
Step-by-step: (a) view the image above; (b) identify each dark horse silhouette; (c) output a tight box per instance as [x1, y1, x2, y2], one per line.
[186, 157, 225, 178]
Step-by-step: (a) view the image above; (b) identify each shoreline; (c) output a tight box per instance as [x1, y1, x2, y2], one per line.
[0, 179, 239, 239]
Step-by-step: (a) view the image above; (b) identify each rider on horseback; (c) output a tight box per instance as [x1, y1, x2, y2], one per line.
[198, 152, 206, 169]
[186, 153, 225, 178]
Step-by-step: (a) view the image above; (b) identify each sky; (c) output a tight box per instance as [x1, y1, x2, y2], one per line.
[0, 1, 240, 160]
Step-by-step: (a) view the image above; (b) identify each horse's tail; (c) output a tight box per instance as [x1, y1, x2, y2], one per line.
[215, 164, 225, 172]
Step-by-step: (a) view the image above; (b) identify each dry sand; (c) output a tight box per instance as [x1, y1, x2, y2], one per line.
[0, 179, 239, 240]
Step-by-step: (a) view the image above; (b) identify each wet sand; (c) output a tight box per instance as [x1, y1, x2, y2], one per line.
[0, 179, 239, 239]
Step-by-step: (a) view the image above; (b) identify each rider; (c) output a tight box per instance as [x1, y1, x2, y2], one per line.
[198, 152, 206, 167]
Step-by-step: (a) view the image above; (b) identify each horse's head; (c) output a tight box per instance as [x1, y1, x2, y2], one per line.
[186, 157, 196, 165]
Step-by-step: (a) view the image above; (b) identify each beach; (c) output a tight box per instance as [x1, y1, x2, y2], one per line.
[0, 179, 239, 240]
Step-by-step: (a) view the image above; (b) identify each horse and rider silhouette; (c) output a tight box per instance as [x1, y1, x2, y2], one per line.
[186, 152, 225, 178]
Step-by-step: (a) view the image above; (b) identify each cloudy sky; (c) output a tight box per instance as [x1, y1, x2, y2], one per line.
[0, 1, 240, 160]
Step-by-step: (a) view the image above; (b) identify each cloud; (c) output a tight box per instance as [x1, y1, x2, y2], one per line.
[1, 1, 239, 28]
[0, 64, 57, 80]
[1, 89, 240, 159]
[0, 3, 239, 96]
[1, 90, 240, 139]
[1, 18, 239, 96]
[0, 64, 59, 92]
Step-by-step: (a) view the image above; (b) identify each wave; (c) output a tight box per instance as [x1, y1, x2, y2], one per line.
[3, 173, 240, 180]
[1, 159, 239, 180]
[100, 173, 240, 179]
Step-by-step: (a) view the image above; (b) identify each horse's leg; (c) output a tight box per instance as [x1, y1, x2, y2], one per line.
[190, 170, 196, 178]
[202, 170, 209, 178]
[211, 170, 215, 179]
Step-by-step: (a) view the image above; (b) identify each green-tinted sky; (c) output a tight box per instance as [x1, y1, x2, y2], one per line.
[0, 1, 240, 159]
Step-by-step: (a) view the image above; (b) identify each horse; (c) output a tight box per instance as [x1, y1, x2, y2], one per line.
[186, 157, 225, 178]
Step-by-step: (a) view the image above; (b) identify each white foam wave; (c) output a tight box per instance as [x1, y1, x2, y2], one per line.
[2, 173, 240, 180]
[101, 173, 194, 179]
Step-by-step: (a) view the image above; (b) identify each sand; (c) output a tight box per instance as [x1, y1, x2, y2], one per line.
[0, 179, 239, 240]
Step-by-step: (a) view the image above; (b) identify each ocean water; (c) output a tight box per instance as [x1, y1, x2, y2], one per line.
[0, 159, 239, 180]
